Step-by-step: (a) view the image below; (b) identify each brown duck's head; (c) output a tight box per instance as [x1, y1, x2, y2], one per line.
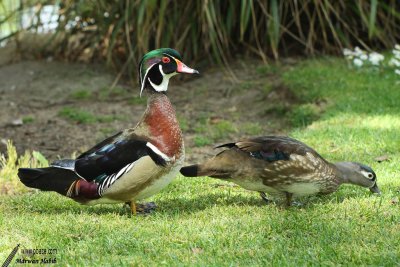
[335, 162, 380, 195]
[138, 48, 199, 96]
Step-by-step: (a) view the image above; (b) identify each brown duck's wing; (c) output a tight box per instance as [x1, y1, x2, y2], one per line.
[217, 136, 325, 163]
[215, 136, 331, 184]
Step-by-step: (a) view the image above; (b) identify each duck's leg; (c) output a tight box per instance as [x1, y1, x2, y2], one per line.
[285, 192, 293, 207]
[125, 201, 157, 215]
[129, 201, 137, 215]
[136, 202, 157, 213]
[259, 192, 270, 204]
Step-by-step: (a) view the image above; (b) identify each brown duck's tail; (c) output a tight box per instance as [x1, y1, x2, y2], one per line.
[180, 164, 231, 179]
[180, 164, 201, 177]
[18, 167, 80, 196]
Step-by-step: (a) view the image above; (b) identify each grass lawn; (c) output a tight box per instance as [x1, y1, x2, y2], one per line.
[1, 58, 399, 266]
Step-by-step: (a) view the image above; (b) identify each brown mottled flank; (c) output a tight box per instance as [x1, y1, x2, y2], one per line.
[180, 136, 378, 205]
[143, 93, 184, 159]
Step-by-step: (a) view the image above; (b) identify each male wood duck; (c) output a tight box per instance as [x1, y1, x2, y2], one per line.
[18, 48, 199, 214]
[180, 136, 380, 206]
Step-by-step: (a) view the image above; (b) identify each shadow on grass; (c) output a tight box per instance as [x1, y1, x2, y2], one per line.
[9, 192, 265, 216]
[4, 186, 383, 217]
[156, 188, 384, 216]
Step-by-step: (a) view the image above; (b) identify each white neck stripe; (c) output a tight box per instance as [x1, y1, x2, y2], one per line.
[146, 142, 171, 162]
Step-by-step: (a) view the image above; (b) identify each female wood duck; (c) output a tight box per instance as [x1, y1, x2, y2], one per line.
[18, 48, 199, 214]
[180, 136, 380, 206]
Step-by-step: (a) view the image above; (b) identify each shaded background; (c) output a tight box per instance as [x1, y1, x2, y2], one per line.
[1, 0, 399, 80]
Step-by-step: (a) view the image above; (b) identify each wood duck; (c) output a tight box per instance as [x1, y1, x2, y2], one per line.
[18, 48, 199, 214]
[180, 136, 380, 206]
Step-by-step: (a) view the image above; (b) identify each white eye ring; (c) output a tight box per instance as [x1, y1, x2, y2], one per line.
[361, 170, 374, 180]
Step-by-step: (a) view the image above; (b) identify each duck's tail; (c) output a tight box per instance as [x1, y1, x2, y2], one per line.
[18, 167, 80, 196]
[180, 163, 231, 179]
[180, 164, 201, 177]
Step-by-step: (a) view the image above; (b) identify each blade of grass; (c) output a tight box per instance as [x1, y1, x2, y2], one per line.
[368, 0, 378, 39]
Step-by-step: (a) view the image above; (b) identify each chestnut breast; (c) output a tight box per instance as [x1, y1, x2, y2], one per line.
[143, 94, 183, 159]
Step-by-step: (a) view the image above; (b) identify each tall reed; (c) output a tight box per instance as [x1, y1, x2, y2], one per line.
[1, 0, 399, 80]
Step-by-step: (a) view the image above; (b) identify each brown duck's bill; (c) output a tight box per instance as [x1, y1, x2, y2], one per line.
[370, 183, 381, 195]
[175, 59, 199, 74]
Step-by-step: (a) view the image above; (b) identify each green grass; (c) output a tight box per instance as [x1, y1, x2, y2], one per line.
[192, 119, 237, 146]
[98, 87, 129, 101]
[58, 107, 125, 124]
[128, 96, 147, 106]
[22, 116, 34, 124]
[99, 127, 117, 136]
[58, 107, 97, 124]
[0, 141, 48, 195]
[210, 120, 237, 140]
[71, 88, 141, 106]
[1, 57, 400, 265]
[193, 135, 212, 147]
[289, 103, 320, 127]
[177, 116, 189, 132]
[242, 122, 263, 136]
[70, 89, 93, 100]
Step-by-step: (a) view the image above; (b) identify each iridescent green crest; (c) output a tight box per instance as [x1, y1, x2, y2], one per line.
[138, 48, 182, 88]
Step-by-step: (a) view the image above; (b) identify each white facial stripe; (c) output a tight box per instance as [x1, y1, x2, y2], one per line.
[163, 53, 182, 66]
[140, 63, 157, 96]
[139, 61, 143, 84]
[146, 142, 171, 162]
[163, 53, 175, 60]
[159, 64, 165, 76]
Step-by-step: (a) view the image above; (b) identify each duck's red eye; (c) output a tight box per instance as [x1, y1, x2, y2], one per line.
[162, 57, 170, 63]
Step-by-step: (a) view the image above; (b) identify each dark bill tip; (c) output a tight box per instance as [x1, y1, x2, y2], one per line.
[370, 183, 381, 195]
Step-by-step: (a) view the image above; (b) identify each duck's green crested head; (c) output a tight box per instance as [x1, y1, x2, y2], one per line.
[138, 48, 199, 96]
